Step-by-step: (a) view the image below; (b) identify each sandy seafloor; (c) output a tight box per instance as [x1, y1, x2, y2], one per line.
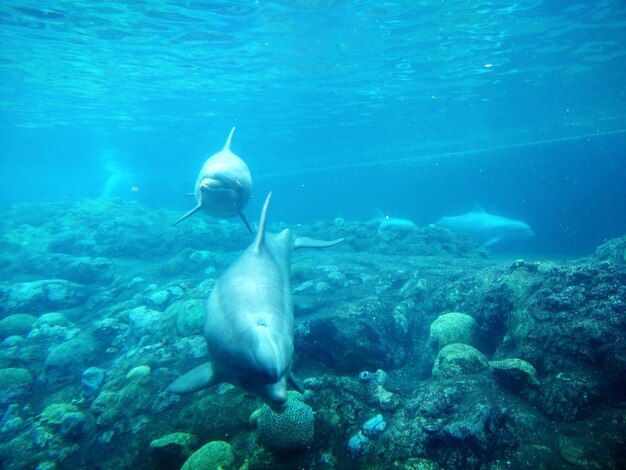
[0, 198, 624, 469]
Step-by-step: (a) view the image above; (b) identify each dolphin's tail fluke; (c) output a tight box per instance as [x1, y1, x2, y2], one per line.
[224, 127, 236, 151]
[173, 203, 202, 225]
[253, 192, 272, 252]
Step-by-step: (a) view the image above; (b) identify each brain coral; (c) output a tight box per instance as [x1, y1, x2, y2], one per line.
[256, 391, 314, 451]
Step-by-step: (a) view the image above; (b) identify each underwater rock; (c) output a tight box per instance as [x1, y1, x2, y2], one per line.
[0, 403, 22, 433]
[44, 337, 97, 381]
[362, 414, 386, 437]
[91, 317, 128, 345]
[255, 391, 314, 451]
[66, 256, 113, 284]
[0, 279, 87, 314]
[0, 313, 37, 338]
[81, 367, 105, 396]
[173, 335, 208, 359]
[127, 306, 165, 339]
[297, 297, 409, 373]
[90, 383, 151, 427]
[181, 440, 234, 470]
[39, 403, 85, 439]
[594, 235, 626, 265]
[432, 343, 489, 380]
[149, 432, 198, 470]
[429, 312, 477, 352]
[440, 403, 510, 448]
[347, 431, 369, 456]
[358, 368, 388, 386]
[536, 373, 598, 421]
[126, 365, 151, 385]
[0, 367, 33, 404]
[35, 312, 70, 328]
[168, 299, 205, 337]
[490, 358, 539, 391]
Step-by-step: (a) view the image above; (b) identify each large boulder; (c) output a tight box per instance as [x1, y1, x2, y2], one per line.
[181, 440, 234, 470]
[0, 314, 37, 338]
[432, 343, 489, 380]
[0, 367, 33, 404]
[429, 312, 478, 352]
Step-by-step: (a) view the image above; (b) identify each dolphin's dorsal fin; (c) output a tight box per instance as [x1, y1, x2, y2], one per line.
[173, 203, 202, 225]
[254, 192, 272, 252]
[294, 236, 344, 249]
[224, 127, 236, 151]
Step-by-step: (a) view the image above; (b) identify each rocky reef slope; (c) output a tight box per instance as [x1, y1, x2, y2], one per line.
[0, 199, 624, 469]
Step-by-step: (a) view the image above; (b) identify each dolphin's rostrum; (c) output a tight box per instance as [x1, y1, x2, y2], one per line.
[168, 192, 343, 408]
[174, 127, 253, 232]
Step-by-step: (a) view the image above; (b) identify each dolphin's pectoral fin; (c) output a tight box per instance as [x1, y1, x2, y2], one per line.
[294, 236, 344, 249]
[239, 212, 254, 234]
[483, 237, 501, 247]
[167, 362, 217, 394]
[288, 371, 305, 394]
[173, 204, 202, 226]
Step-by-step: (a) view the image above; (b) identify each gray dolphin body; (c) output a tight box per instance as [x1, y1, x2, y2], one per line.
[168, 193, 343, 408]
[174, 127, 253, 232]
[436, 209, 534, 246]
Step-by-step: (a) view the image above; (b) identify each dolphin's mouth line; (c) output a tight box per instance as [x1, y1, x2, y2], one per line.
[200, 177, 243, 192]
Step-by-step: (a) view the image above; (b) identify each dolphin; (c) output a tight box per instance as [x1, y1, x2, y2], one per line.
[168, 192, 343, 409]
[174, 127, 253, 232]
[435, 208, 534, 246]
[372, 208, 416, 229]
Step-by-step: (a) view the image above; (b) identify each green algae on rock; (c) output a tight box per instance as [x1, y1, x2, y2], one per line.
[181, 440, 235, 470]
[429, 312, 478, 352]
[432, 343, 489, 379]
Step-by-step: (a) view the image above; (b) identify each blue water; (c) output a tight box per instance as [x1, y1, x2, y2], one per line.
[1, 1, 625, 256]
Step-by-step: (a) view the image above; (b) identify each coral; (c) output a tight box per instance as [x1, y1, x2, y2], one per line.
[125, 365, 151, 385]
[168, 299, 205, 337]
[81, 367, 105, 396]
[149, 432, 198, 470]
[181, 440, 234, 470]
[0, 313, 36, 338]
[0, 367, 33, 404]
[490, 358, 539, 390]
[429, 312, 477, 352]
[363, 414, 386, 436]
[432, 343, 489, 380]
[256, 391, 314, 451]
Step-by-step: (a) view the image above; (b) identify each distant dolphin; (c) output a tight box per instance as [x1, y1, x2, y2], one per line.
[168, 192, 343, 409]
[435, 208, 534, 246]
[372, 209, 416, 229]
[174, 127, 253, 232]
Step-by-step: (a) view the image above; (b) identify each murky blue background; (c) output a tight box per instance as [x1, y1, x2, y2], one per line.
[1, 1, 625, 256]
